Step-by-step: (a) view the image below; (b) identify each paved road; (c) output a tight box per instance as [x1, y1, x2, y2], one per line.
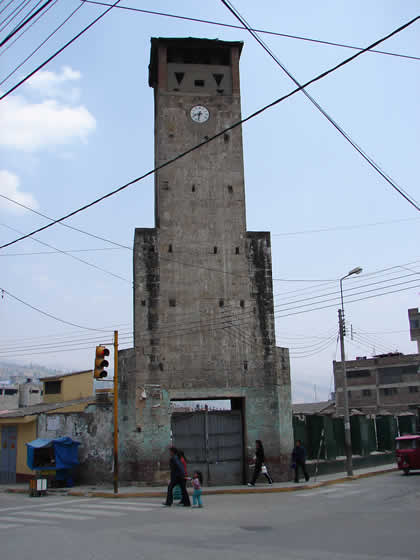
[1, 472, 419, 559]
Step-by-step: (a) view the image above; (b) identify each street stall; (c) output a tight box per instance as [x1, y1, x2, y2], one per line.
[26, 437, 80, 495]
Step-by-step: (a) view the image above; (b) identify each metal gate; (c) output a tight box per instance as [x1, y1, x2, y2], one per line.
[0, 426, 17, 484]
[171, 410, 243, 486]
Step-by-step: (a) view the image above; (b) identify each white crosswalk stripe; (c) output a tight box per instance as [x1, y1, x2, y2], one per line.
[82, 503, 159, 512]
[298, 485, 363, 498]
[0, 515, 59, 525]
[17, 510, 93, 521]
[0, 499, 161, 531]
[63, 508, 125, 517]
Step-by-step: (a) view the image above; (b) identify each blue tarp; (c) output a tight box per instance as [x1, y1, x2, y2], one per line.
[26, 437, 80, 470]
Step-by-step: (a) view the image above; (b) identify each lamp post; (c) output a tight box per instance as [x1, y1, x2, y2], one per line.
[339, 266, 362, 477]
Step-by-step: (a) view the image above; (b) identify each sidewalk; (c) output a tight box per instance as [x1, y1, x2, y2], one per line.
[2, 463, 397, 498]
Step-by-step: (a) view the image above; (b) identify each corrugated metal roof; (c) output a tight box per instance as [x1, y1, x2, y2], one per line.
[292, 401, 335, 415]
[0, 397, 93, 418]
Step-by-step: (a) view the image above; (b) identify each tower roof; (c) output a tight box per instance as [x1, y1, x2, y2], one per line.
[149, 37, 244, 87]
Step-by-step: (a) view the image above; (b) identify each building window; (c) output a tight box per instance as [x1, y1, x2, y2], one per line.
[4, 389, 18, 395]
[30, 389, 39, 394]
[219, 299, 224, 308]
[347, 370, 371, 379]
[213, 246, 218, 254]
[192, 184, 196, 192]
[409, 386, 419, 393]
[169, 299, 176, 307]
[240, 300, 245, 308]
[168, 244, 173, 253]
[194, 79, 205, 87]
[382, 387, 398, 396]
[362, 389, 372, 397]
[227, 185, 233, 193]
[44, 381, 62, 395]
[235, 247, 240, 255]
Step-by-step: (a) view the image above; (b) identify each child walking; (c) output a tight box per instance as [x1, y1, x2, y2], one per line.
[191, 471, 203, 508]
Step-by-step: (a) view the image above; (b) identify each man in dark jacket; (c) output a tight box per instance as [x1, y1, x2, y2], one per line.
[163, 447, 191, 506]
[292, 440, 310, 483]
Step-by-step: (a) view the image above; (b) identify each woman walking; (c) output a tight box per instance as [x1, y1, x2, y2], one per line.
[248, 440, 273, 486]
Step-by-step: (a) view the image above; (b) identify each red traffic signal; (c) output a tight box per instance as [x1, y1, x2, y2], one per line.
[94, 345, 110, 379]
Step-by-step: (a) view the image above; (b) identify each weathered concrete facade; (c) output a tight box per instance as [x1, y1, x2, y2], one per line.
[37, 402, 113, 484]
[119, 38, 293, 483]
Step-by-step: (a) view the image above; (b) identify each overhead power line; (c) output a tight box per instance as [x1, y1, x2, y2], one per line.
[0, 192, 335, 282]
[79, 0, 420, 62]
[0, 0, 58, 58]
[1, 287, 109, 331]
[271, 216, 420, 237]
[0, 0, 85, 86]
[1, 15, 418, 255]
[220, 0, 420, 212]
[0, 0, 121, 99]
[0, 0, 54, 47]
[0, 247, 124, 256]
[0, 223, 131, 283]
[1, 274, 418, 358]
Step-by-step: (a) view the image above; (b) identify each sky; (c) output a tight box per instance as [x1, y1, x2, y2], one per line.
[1, 0, 419, 402]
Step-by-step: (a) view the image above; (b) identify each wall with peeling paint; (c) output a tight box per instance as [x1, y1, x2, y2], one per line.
[37, 403, 113, 484]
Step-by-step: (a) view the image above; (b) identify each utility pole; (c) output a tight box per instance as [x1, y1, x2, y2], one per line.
[338, 266, 362, 477]
[113, 330, 119, 494]
[338, 309, 353, 477]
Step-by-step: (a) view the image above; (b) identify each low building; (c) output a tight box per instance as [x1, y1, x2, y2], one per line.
[40, 370, 93, 404]
[333, 352, 420, 418]
[18, 382, 43, 407]
[0, 370, 98, 484]
[0, 383, 19, 410]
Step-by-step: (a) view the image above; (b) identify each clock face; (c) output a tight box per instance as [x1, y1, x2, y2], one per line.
[190, 105, 209, 123]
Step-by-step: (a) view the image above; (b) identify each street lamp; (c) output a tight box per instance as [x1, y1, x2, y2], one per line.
[339, 266, 362, 477]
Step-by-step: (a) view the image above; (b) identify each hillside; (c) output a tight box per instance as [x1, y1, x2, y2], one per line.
[0, 361, 65, 380]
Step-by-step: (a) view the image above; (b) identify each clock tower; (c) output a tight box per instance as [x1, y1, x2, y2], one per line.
[118, 38, 293, 485]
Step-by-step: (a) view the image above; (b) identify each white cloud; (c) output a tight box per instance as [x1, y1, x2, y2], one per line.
[27, 66, 82, 102]
[0, 170, 39, 213]
[0, 95, 96, 152]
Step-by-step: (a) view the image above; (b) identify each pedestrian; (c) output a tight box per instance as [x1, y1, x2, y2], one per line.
[291, 439, 310, 483]
[248, 439, 273, 486]
[175, 449, 188, 504]
[191, 470, 203, 508]
[163, 447, 191, 507]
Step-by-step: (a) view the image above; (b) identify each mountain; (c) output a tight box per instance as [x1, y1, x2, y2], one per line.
[0, 361, 65, 380]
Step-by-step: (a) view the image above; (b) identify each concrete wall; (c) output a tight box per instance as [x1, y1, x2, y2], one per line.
[37, 403, 113, 484]
[0, 385, 19, 410]
[43, 371, 93, 404]
[19, 383, 42, 407]
[118, 38, 293, 484]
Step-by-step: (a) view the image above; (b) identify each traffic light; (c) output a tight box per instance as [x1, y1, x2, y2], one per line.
[94, 345, 110, 379]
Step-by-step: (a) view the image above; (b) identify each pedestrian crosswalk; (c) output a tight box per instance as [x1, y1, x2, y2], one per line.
[0, 499, 161, 530]
[298, 484, 363, 499]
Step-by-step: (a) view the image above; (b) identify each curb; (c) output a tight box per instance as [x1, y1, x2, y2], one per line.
[67, 467, 398, 498]
[3, 467, 398, 499]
